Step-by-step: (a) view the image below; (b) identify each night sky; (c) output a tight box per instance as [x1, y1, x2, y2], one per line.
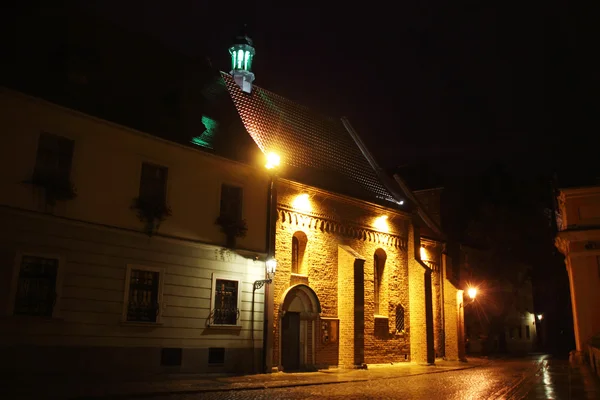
[74, 0, 593, 178]
[3, 1, 594, 180]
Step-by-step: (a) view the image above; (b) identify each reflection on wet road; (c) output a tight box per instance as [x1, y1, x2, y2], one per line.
[146, 355, 600, 400]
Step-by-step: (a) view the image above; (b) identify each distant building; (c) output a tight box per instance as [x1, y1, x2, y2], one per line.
[555, 185, 600, 366]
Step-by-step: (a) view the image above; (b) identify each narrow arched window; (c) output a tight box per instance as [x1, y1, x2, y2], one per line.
[291, 231, 308, 275]
[374, 249, 386, 315]
[396, 304, 405, 333]
[292, 236, 299, 274]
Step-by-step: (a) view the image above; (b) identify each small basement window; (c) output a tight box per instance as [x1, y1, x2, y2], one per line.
[208, 347, 225, 365]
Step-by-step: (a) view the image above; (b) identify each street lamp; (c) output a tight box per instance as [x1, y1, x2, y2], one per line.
[537, 313, 543, 321]
[467, 287, 477, 301]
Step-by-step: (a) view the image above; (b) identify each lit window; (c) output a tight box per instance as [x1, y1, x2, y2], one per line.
[210, 274, 241, 326]
[123, 265, 164, 323]
[14, 256, 59, 317]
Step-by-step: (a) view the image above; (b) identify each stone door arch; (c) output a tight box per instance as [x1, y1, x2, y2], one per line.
[278, 284, 321, 371]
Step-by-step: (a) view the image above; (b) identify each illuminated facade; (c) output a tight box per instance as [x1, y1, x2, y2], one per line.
[221, 34, 466, 370]
[555, 185, 600, 365]
[0, 88, 271, 375]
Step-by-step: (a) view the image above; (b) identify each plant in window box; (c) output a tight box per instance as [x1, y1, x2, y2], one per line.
[215, 215, 247, 248]
[26, 175, 77, 207]
[131, 196, 172, 236]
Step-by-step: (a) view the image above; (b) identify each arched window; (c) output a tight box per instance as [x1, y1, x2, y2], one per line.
[374, 249, 387, 315]
[292, 236, 299, 274]
[291, 231, 308, 275]
[395, 304, 405, 333]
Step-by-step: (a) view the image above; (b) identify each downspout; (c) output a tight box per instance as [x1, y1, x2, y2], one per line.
[440, 244, 446, 359]
[262, 176, 274, 373]
[414, 224, 436, 365]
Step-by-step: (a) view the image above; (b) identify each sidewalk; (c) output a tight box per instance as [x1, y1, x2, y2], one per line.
[1, 358, 491, 399]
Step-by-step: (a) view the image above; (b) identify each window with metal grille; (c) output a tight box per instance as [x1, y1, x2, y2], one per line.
[14, 256, 58, 317]
[126, 269, 160, 322]
[139, 163, 168, 204]
[33, 133, 74, 184]
[212, 279, 239, 325]
[219, 185, 243, 221]
[395, 304, 405, 333]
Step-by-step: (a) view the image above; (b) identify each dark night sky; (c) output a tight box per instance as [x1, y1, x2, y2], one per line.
[45, 2, 600, 178]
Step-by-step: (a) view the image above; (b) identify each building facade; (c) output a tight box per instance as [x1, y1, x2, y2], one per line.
[555, 185, 600, 365]
[0, 88, 271, 374]
[220, 33, 466, 369]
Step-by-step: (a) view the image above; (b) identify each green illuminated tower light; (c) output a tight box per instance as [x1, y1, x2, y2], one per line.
[229, 26, 255, 93]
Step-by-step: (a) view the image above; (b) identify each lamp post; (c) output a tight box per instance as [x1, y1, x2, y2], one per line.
[461, 287, 478, 360]
[261, 152, 280, 373]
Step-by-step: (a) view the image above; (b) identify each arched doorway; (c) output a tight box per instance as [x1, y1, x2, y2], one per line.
[279, 284, 321, 371]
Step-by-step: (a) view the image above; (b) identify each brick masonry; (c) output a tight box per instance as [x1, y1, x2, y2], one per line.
[272, 181, 412, 369]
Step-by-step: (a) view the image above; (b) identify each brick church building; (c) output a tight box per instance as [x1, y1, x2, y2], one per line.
[219, 30, 466, 371]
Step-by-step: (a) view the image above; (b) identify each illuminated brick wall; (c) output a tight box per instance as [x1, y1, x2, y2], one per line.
[272, 180, 412, 369]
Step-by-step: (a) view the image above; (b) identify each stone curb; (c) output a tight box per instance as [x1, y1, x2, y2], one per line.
[72, 360, 493, 399]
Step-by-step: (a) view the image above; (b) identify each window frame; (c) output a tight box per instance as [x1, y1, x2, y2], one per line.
[209, 272, 242, 328]
[138, 162, 169, 205]
[33, 132, 75, 185]
[8, 251, 65, 318]
[122, 264, 165, 325]
[219, 184, 244, 221]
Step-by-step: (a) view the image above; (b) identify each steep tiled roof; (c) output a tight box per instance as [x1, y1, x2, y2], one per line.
[221, 72, 402, 208]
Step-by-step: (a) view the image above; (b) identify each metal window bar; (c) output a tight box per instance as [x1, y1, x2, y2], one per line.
[127, 269, 159, 322]
[212, 279, 239, 325]
[14, 256, 58, 317]
[395, 305, 405, 333]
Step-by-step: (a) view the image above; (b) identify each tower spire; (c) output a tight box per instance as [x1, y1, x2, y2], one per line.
[229, 25, 255, 93]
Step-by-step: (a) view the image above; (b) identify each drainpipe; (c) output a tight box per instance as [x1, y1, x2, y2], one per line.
[440, 244, 446, 359]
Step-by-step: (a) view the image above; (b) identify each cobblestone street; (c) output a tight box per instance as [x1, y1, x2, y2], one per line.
[4, 355, 599, 399]
[139, 356, 595, 400]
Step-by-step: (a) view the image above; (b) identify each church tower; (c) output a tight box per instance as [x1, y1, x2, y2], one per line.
[229, 26, 255, 94]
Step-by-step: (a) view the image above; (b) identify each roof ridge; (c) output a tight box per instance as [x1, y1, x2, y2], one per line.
[219, 71, 340, 122]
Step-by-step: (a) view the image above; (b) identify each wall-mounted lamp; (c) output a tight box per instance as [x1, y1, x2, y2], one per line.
[292, 193, 311, 212]
[265, 152, 280, 170]
[467, 287, 477, 300]
[266, 258, 278, 280]
[373, 215, 389, 233]
[537, 313, 543, 321]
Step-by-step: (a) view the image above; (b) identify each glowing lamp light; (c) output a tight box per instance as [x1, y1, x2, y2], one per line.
[373, 215, 389, 233]
[420, 246, 428, 260]
[292, 193, 311, 212]
[266, 258, 278, 279]
[467, 287, 477, 300]
[265, 152, 280, 170]
[399, 200, 404, 205]
[537, 314, 543, 321]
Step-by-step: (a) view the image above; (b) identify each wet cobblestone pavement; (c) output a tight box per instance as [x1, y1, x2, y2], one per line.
[4, 355, 600, 399]
[142, 358, 535, 400]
